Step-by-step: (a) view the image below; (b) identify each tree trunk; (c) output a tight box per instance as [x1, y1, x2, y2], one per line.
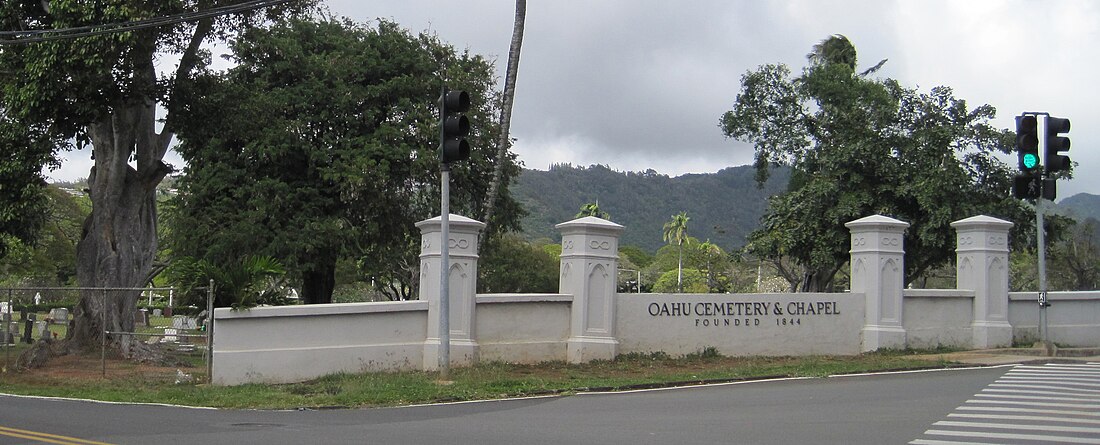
[66, 36, 176, 357]
[677, 242, 683, 292]
[479, 0, 526, 247]
[301, 258, 336, 304]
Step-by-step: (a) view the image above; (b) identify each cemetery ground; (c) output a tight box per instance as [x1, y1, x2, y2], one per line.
[0, 344, 961, 410]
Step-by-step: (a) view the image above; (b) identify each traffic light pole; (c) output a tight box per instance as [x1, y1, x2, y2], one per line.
[1035, 198, 1052, 355]
[439, 163, 451, 379]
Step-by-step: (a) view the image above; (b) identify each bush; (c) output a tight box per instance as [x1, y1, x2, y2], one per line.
[652, 269, 709, 293]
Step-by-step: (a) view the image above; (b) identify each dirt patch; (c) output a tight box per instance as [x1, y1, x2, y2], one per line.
[3, 349, 202, 386]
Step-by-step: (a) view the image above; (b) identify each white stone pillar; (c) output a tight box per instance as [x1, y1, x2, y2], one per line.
[556, 216, 624, 363]
[846, 215, 909, 352]
[417, 214, 486, 370]
[952, 215, 1013, 349]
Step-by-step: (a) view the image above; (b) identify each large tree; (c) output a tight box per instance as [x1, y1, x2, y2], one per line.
[0, 1, 307, 355]
[722, 35, 1032, 291]
[167, 16, 522, 303]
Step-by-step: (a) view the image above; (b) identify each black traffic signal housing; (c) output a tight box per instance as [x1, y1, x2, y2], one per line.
[1013, 172, 1041, 200]
[1016, 115, 1040, 173]
[440, 89, 471, 164]
[1044, 116, 1071, 174]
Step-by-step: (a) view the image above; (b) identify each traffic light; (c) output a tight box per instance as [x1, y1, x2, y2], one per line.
[1013, 172, 1041, 200]
[1015, 115, 1039, 173]
[1044, 116, 1071, 174]
[440, 89, 471, 164]
[1042, 177, 1057, 201]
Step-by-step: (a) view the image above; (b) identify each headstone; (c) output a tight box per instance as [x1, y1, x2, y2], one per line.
[172, 316, 198, 330]
[135, 309, 149, 327]
[35, 321, 49, 340]
[22, 313, 34, 344]
[152, 308, 163, 317]
[0, 302, 9, 315]
[47, 308, 69, 323]
[164, 328, 178, 343]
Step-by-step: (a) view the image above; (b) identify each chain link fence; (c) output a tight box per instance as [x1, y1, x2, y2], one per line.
[1, 285, 214, 384]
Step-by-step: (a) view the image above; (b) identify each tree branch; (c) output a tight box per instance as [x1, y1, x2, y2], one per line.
[157, 17, 215, 155]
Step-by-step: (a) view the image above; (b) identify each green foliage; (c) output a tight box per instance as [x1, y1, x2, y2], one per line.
[619, 245, 654, 269]
[167, 16, 520, 303]
[653, 268, 708, 293]
[478, 234, 559, 293]
[167, 255, 288, 309]
[0, 186, 88, 286]
[575, 202, 610, 219]
[1047, 218, 1100, 291]
[0, 113, 56, 261]
[722, 36, 1031, 291]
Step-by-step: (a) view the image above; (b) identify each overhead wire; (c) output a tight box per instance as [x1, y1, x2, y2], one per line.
[0, 0, 298, 44]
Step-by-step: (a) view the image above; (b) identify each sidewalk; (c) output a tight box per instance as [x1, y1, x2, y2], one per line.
[920, 347, 1100, 366]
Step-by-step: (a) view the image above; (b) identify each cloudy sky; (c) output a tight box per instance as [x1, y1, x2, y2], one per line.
[48, 0, 1100, 199]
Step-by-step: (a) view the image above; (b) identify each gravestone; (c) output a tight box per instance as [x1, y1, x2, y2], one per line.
[135, 309, 149, 327]
[172, 316, 197, 330]
[47, 308, 69, 324]
[35, 321, 49, 340]
[22, 312, 35, 344]
[152, 308, 163, 317]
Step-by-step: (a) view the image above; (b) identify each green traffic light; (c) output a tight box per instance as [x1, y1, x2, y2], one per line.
[1022, 153, 1039, 169]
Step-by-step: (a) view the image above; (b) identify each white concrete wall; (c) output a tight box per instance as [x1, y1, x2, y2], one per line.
[474, 294, 572, 363]
[212, 301, 428, 385]
[902, 289, 975, 349]
[1008, 291, 1100, 347]
[616, 293, 865, 356]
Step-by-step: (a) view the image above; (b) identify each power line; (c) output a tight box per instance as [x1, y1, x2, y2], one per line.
[0, 0, 299, 45]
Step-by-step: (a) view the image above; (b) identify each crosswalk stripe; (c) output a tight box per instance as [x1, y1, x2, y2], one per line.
[934, 420, 1100, 434]
[956, 405, 1100, 417]
[982, 388, 1100, 398]
[924, 429, 1100, 444]
[909, 439, 1003, 445]
[1000, 376, 1100, 386]
[974, 393, 1100, 403]
[948, 413, 1100, 425]
[967, 398, 1100, 409]
[990, 383, 1100, 393]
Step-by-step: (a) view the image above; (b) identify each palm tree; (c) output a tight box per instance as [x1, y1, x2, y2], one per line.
[575, 201, 610, 219]
[480, 0, 526, 249]
[662, 212, 690, 292]
[807, 34, 887, 76]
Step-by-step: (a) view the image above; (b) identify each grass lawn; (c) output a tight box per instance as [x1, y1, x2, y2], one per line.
[0, 347, 956, 410]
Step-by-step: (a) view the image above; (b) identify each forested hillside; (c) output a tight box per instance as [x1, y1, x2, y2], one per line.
[1059, 193, 1100, 222]
[510, 164, 790, 253]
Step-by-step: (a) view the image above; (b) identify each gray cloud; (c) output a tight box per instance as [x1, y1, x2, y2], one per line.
[47, 0, 1100, 199]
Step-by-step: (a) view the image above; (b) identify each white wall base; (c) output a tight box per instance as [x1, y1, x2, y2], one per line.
[972, 321, 1013, 349]
[567, 336, 618, 363]
[862, 325, 906, 352]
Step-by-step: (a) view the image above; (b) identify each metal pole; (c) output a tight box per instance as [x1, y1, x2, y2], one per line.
[101, 289, 107, 378]
[1036, 198, 1052, 355]
[206, 281, 214, 384]
[439, 164, 451, 379]
[4, 289, 10, 373]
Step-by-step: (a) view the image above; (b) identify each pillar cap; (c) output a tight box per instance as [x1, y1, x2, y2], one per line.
[555, 216, 624, 234]
[844, 214, 910, 230]
[950, 215, 1013, 230]
[415, 214, 486, 231]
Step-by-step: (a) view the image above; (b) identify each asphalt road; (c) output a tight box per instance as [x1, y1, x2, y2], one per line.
[0, 366, 1022, 445]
